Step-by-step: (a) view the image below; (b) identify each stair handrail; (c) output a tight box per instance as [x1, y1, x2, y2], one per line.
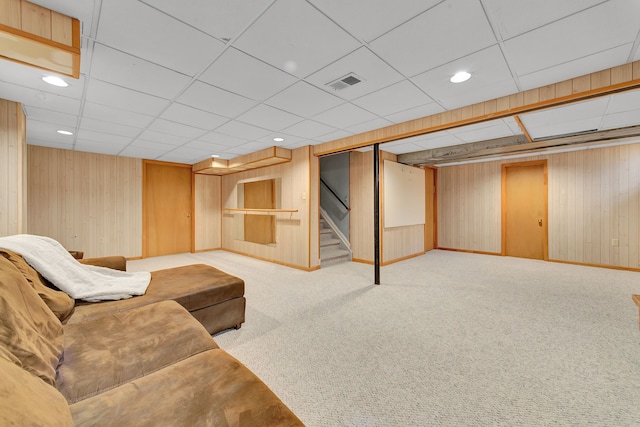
[320, 207, 351, 252]
[320, 177, 350, 211]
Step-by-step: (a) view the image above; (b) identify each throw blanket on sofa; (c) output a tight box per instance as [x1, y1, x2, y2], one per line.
[0, 234, 150, 302]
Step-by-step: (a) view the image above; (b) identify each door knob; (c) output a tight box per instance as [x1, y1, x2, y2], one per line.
[538, 218, 543, 226]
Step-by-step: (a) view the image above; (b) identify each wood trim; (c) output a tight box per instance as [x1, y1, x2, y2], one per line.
[501, 160, 548, 259]
[433, 167, 438, 249]
[352, 258, 374, 265]
[313, 61, 640, 157]
[193, 248, 222, 253]
[513, 115, 533, 143]
[222, 248, 319, 271]
[190, 171, 196, 253]
[549, 259, 640, 273]
[381, 251, 425, 266]
[437, 247, 502, 256]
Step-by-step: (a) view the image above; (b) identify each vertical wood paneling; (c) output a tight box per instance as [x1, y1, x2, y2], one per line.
[27, 146, 142, 258]
[439, 143, 640, 269]
[350, 150, 374, 262]
[194, 174, 221, 251]
[0, 99, 26, 237]
[309, 149, 320, 269]
[220, 146, 310, 269]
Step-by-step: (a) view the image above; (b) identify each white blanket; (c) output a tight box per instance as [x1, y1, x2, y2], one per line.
[0, 234, 150, 302]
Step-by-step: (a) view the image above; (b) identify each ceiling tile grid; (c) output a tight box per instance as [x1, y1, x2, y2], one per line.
[2, 0, 639, 163]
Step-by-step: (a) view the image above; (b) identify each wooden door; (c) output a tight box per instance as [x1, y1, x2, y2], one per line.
[502, 160, 548, 260]
[425, 167, 437, 251]
[144, 161, 192, 257]
[244, 179, 275, 245]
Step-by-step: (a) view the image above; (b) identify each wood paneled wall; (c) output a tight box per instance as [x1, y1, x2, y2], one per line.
[438, 143, 640, 269]
[194, 174, 221, 251]
[220, 146, 312, 270]
[349, 149, 427, 265]
[0, 99, 27, 236]
[27, 146, 143, 258]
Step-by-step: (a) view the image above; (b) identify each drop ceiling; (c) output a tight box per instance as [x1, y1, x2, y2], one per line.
[1, 0, 640, 165]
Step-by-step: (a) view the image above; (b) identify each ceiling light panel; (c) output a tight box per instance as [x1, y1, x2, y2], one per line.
[369, 0, 496, 77]
[413, 45, 518, 110]
[90, 44, 191, 100]
[97, 0, 225, 76]
[233, 0, 360, 77]
[198, 48, 297, 101]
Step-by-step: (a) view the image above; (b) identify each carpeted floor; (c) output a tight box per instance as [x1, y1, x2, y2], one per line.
[128, 250, 640, 426]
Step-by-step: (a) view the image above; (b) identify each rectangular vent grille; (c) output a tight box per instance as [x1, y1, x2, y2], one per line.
[327, 73, 363, 91]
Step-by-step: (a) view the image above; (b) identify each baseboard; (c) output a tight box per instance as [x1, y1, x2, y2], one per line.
[437, 247, 501, 256]
[352, 258, 374, 265]
[194, 247, 222, 253]
[548, 258, 640, 273]
[222, 248, 318, 272]
[381, 251, 426, 266]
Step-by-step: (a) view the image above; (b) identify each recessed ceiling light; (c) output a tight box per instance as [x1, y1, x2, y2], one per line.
[42, 76, 69, 87]
[211, 154, 220, 158]
[273, 137, 284, 142]
[57, 130, 73, 135]
[450, 71, 471, 83]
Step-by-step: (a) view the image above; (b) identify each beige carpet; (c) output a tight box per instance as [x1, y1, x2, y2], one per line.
[128, 250, 640, 426]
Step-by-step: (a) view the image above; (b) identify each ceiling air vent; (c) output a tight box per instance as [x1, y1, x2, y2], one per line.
[327, 73, 363, 91]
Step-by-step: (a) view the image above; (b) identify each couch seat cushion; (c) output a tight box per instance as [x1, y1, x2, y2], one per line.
[0, 256, 64, 385]
[57, 300, 218, 403]
[69, 264, 244, 324]
[69, 349, 304, 427]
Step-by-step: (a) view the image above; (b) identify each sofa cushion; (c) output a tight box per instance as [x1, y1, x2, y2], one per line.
[0, 249, 75, 322]
[57, 300, 218, 403]
[0, 255, 64, 385]
[69, 349, 304, 427]
[69, 263, 244, 324]
[0, 349, 73, 426]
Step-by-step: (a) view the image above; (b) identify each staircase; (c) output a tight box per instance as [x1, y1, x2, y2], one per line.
[320, 217, 351, 267]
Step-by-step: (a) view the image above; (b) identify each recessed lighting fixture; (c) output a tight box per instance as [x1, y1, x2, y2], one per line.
[450, 71, 471, 83]
[42, 76, 69, 87]
[57, 130, 73, 135]
[211, 154, 220, 158]
[273, 137, 284, 142]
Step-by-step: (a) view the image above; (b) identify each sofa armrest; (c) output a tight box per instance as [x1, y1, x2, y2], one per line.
[79, 256, 127, 271]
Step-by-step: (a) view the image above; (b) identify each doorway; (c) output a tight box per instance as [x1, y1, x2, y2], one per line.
[502, 160, 548, 260]
[143, 161, 192, 257]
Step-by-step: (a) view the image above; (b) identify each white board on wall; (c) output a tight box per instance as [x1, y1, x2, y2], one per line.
[383, 160, 425, 228]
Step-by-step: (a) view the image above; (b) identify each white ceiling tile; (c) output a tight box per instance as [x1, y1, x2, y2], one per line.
[313, 130, 353, 143]
[184, 140, 231, 154]
[158, 147, 212, 164]
[256, 133, 307, 146]
[450, 119, 520, 143]
[503, 117, 523, 135]
[369, 0, 497, 77]
[76, 129, 133, 145]
[282, 120, 337, 139]
[26, 137, 74, 150]
[90, 44, 191, 99]
[384, 102, 445, 124]
[233, 0, 360, 77]
[197, 132, 250, 147]
[601, 109, 640, 130]
[26, 119, 76, 144]
[312, 103, 378, 129]
[199, 48, 297, 101]
[519, 97, 610, 139]
[75, 140, 129, 155]
[305, 47, 405, 100]
[412, 133, 466, 150]
[146, 119, 207, 139]
[517, 44, 632, 91]
[284, 140, 311, 149]
[142, 0, 271, 39]
[119, 145, 166, 160]
[606, 89, 640, 114]
[79, 117, 141, 138]
[352, 80, 434, 117]
[236, 104, 302, 131]
[160, 103, 228, 130]
[380, 141, 424, 154]
[24, 106, 77, 127]
[309, 0, 441, 42]
[177, 81, 256, 118]
[266, 81, 344, 117]
[97, 0, 225, 75]
[0, 58, 85, 99]
[136, 129, 191, 146]
[346, 117, 394, 134]
[86, 79, 169, 116]
[482, 0, 605, 40]
[412, 45, 519, 110]
[83, 102, 155, 129]
[504, 0, 640, 76]
[215, 120, 272, 140]
[0, 80, 81, 115]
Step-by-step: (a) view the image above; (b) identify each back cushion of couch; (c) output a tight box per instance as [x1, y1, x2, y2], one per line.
[0, 347, 73, 426]
[0, 255, 64, 385]
[0, 249, 75, 322]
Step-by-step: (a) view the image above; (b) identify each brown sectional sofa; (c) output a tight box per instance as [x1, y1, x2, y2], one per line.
[0, 249, 303, 426]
